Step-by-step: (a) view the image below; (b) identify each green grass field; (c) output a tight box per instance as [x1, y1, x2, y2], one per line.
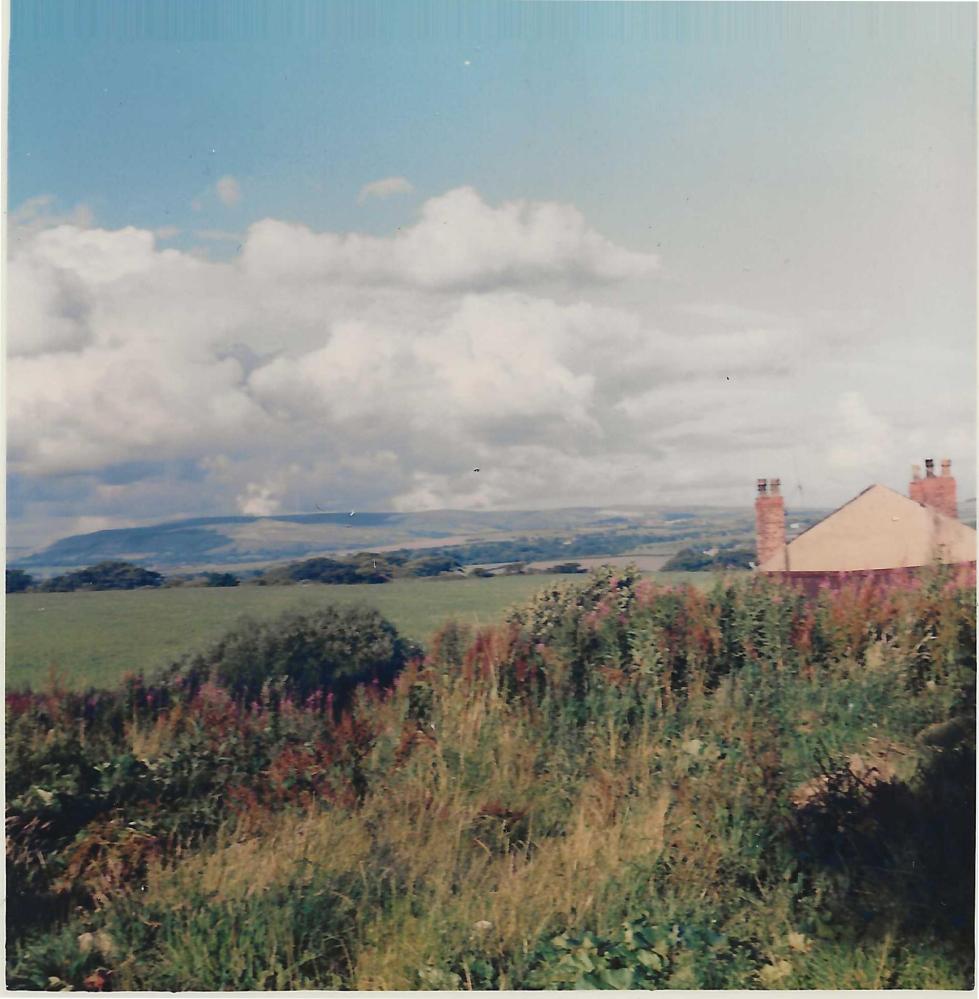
[5, 573, 713, 690]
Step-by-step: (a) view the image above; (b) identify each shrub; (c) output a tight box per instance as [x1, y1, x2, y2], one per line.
[181, 605, 418, 707]
[6, 568, 34, 593]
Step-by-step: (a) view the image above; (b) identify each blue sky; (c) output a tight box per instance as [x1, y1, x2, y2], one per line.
[7, 1, 977, 550]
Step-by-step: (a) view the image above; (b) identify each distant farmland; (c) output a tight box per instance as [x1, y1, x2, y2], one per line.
[520, 553, 675, 573]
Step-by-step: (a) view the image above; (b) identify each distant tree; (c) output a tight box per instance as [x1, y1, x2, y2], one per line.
[6, 569, 34, 593]
[551, 562, 587, 574]
[203, 572, 240, 587]
[663, 547, 755, 572]
[400, 555, 463, 577]
[311, 557, 388, 584]
[257, 555, 396, 586]
[40, 561, 164, 592]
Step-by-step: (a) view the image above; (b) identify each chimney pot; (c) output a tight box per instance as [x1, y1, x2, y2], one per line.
[941, 458, 952, 477]
[770, 478, 781, 495]
[911, 464, 921, 481]
[925, 458, 935, 477]
[756, 478, 768, 495]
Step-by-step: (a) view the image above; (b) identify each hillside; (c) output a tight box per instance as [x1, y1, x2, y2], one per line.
[10, 505, 822, 576]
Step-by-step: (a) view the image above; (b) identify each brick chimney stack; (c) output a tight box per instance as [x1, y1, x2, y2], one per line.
[755, 477, 786, 566]
[909, 457, 958, 519]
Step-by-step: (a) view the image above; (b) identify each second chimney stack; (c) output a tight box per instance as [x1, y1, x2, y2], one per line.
[909, 457, 957, 519]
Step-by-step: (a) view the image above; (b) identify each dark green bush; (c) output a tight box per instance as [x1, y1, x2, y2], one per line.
[663, 546, 755, 571]
[399, 554, 462, 577]
[182, 605, 418, 707]
[6, 568, 34, 593]
[39, 561, 164, 592]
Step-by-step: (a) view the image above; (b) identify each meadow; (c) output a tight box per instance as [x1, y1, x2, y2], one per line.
[4, 572, 709, 690]
[5, 565, 974, 990]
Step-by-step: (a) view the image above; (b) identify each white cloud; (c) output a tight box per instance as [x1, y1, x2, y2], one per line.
[9, 182, 970, 551]
[10, 195, 95, 237]
[236, 481, 283, 516]
[216, 175, 242, 207]
[357, 176, 414, 203]
[6, 252, 94, 356]
[243, 186, 659, 290]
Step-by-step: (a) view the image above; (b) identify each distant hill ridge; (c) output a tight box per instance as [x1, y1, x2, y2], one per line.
[11, 505, 772, 575]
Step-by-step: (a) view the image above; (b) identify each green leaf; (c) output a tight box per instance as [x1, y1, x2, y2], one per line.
[636, 949, 664, 971]
[602, 967, 635, 989]
[631, 925, 656, 948]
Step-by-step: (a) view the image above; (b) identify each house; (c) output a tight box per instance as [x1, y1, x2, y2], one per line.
[754, 459, 977, 590]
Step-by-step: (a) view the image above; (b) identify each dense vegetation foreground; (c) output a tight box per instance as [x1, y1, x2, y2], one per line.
[6, 567, 975, 990]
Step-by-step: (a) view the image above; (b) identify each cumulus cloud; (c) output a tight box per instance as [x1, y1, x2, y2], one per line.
[357, 176, 414, 203]
[14, 182, 951, 551]
[237, 481, 283, 516]
[216, 175, 242, 206]
[7, 252, 95, 356]
[10, 195, 95, 238]
[242, 186, 660, 289]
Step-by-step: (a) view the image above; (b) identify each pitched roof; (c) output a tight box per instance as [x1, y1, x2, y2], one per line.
[759, 483, 977, 573]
